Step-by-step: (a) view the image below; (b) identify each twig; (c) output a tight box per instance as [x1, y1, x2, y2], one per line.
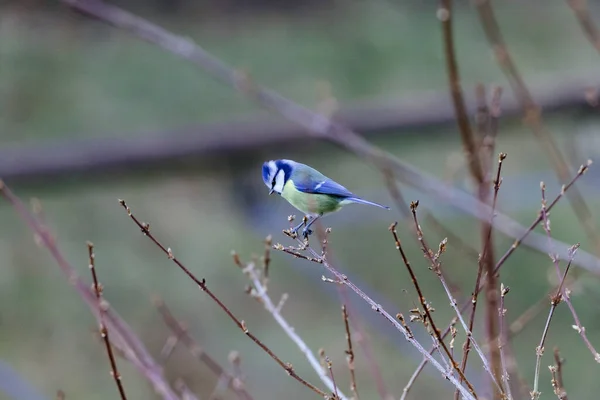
[530, 241, 577, 398]
[58, 0, 600, 274]
[460, 153, 506, 391]
[565, 0, 600, 54]
[440, 0, 484, 185]
[341, 305, 359, 400]
[539, 184, 600, 362]
[276, 239, 478, 400]
[232, 251, 348, 400]
[400, 161, 589, 396]
[117, 200, 332, 399]
[498, 284, 513, 400]
[389, 222, 477, 397]
[0, 181, 181, 400]
[87, 242, 128, 400]
[550, 348, 568, 400]
[319, 350, 340, 400]
[155, 299, 254, 400]
[475, 0, 600, 259]
[407, 205, 503, 395]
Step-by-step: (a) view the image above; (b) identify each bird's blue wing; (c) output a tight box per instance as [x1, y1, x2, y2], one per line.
[293, 173, 354, 198]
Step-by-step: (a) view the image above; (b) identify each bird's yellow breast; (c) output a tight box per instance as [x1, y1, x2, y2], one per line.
[280, 180, 343, 215]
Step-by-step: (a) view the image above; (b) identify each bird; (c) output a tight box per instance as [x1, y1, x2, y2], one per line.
[262, 159, 390, 238]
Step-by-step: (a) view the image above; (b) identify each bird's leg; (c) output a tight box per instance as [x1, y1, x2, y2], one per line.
[301, 214, 322, 239]
[290, 216, 311, 236]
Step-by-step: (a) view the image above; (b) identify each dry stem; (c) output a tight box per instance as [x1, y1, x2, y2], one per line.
[400, 161, 589, 396]
[389, 222, 477, 397]
[461, 153, 506, 392]
[475, 0, 600, 258]
[498, 284, 513, 400]
[87, 242, 128, 400]
[155, 299, 254, 400]
[342, 305, 359, 399]
[408, 205, 503, 395]
[118, 199, 332, 399]
[539, 185, 600, 362]
[0, 182, 180, 400]
[550, 348, 568, 400]
[232, 251, 348, 400]
[275, 238, 477, 400]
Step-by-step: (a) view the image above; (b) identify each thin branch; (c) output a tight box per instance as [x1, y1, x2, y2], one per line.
[232, 251, 348, 400]
[440, 0, 484, 184]
[59, 0, 600, 275]
[117, 200, 332, 399]
[539, 184, 600, 362]
[530, 240, 577, 398]
[475, 0, 600, 259]
[565, 0, 600, 54]
[275, 239, 478, 400]
[407, 206, 503, 395]
[342, 305, 359, 400]
[400, 160, 589, 396]
[155, 299, 254, 400]
[389, 222, 477, 397]
[0, 181, 181, 400]
[498, 284, 513, 400]
[550, 348, 568, 400]
[460, 153, 506, 388]
[87, 242, 128, 400]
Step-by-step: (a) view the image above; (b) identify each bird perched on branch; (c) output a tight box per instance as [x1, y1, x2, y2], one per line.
[262, 159, 390, 238]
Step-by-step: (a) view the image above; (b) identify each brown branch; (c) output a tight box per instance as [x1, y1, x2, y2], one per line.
[475, 0, 600, 260]
[87, 242, 128, 400]
[389, 222, 478, 397]
[0, 181, 180, 400]
[155, 299, 254, 400]
[409, 205, 503, 394]
[531, 240, 577, 398]
[58, 0, 600, 275]
[117, 199, 332, 399]
[400, 161, 589, 395]
[566, 0, 600, 54]
[341, 305, 359, 400]
[498, 284, 513, 400]
[459, 153, 506, 397]
[550, 348, 568, 400]
[440, 0, 484, 185]
[539, 185, 600, 363]
[232, 250, 348, 400]
[274, 238, 477, 399]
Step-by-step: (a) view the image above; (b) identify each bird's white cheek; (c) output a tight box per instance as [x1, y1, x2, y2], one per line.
[273, 170, 285, 193]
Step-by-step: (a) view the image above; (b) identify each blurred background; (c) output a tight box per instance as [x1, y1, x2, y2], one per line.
[1, 0, 600, 399]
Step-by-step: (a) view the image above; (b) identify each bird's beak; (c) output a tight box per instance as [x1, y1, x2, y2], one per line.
[269, 189, 275, 195]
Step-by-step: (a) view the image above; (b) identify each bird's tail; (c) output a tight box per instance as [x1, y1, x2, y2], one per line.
[346, 197, 390, 210]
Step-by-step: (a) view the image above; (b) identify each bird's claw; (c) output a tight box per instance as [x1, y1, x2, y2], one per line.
[301, 227, 313, 239]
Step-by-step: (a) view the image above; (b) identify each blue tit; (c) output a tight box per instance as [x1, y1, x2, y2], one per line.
[262, 159, 390, 238]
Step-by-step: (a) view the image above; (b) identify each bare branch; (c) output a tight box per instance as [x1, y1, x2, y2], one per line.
[155, 299, 254, 400]
[274, 236, 478, 400]
[118, 199, 332, 399]
[87, 242, 128, 400]
[0, 181, 180, 400]
[498, 284, 514, 400]
[232, 251, 348, 400]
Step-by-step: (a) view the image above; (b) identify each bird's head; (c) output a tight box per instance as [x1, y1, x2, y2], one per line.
[262, 159, 295, 195]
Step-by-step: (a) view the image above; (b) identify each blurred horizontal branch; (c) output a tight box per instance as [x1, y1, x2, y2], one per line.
[0, 76, 596, 183]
